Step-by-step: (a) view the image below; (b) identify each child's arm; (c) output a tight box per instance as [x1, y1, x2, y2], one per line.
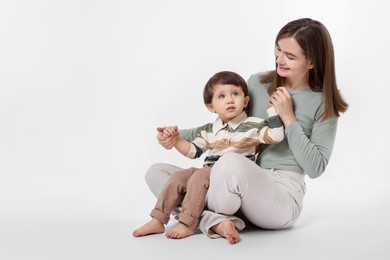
[173, 136, 192, 157]
[259, 107, 285, 144]
[162, 126, 192, 157]
[156, 126, 179, 150]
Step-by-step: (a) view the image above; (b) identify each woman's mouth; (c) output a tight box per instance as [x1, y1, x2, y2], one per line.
[277, 64, 289, 71]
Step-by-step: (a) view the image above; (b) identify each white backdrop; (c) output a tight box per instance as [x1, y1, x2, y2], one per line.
[1, 0, 389, 258]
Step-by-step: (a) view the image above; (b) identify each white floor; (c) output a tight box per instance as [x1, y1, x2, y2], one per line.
[1, 175, 389, 260]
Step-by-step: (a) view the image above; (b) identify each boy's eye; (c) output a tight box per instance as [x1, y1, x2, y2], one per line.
[232, 91, 239, 96]
[218, 94, 225, 99]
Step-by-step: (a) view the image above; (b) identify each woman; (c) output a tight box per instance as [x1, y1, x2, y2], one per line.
[145, 18, 348, 244]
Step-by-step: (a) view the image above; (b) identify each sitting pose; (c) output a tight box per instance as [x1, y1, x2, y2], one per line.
[133, 71, 284, 240]
[145, 18, 349, 244]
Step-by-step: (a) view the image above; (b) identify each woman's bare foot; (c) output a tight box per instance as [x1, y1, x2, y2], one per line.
[211, 220, 240, 244]
[132, 218, 164, 237]
[165, 223, 195, 239]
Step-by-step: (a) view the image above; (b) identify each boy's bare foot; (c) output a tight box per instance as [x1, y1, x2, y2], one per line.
[211, 220, 240, 244]
[132, 218, 164, 237]
[165, 223, 195, 239]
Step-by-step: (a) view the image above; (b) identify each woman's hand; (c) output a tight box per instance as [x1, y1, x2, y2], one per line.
[156, 126, 179, 150]
[269, 87, 297, 127]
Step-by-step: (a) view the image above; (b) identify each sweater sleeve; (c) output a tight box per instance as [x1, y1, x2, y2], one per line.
[259, 107, 285, 144]
[179, 128, 198, 142]
[285, 116, 338, 179]
[179, 126, 209, 159]
[186, 137, 208, 159]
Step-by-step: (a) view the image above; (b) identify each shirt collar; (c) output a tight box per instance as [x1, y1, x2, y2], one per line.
[213, 112, 248, 133]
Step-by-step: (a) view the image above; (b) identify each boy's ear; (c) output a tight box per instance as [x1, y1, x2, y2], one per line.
[244, 96, 250, 107]
[206, 103, 215, 113]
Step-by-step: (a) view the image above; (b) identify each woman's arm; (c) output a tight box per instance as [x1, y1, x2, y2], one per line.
[285, 117, 337, 178]
[270, 87, 337, 178]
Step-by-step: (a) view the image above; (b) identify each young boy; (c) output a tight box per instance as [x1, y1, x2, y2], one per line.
[132, 71, 284, 239]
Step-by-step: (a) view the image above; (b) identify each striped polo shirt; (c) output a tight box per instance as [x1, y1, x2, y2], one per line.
[186, 108, 284, 166]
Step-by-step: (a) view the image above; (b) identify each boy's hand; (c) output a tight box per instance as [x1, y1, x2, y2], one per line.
[156, 126, 179, 150]
[162, 126, 178, 136]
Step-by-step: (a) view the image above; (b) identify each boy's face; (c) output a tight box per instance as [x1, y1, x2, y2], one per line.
[206, 84, 250, 123]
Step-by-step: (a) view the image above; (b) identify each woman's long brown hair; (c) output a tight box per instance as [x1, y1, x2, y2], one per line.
[261, 18, 348, 121]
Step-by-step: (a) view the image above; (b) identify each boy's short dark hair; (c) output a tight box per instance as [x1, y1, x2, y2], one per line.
[203, 71, 248, 104]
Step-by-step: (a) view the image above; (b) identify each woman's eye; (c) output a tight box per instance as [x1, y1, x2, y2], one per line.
[287, 54, 295, 60]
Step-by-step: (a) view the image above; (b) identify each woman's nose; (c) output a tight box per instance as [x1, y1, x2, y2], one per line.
[276, 54, 285, 64]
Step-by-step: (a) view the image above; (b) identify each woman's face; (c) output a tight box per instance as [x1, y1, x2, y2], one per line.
[274, 37, 313, 87]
